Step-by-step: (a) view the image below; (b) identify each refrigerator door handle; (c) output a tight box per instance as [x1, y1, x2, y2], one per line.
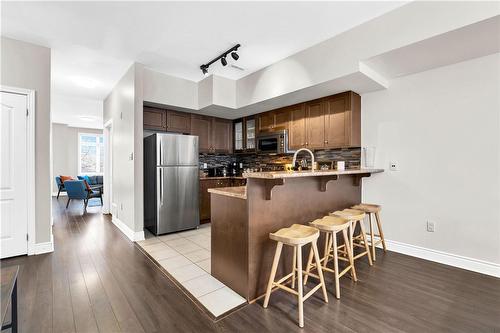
[159, 168, 163, 206]
[159, 139, 163, 165]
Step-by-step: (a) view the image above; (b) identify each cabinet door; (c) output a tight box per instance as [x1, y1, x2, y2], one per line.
[191, 115, 212, 153]
[325, 94, 348, 147]
[144, 107, 167, 131]
[305, 100, 326, 149]
[212, 118, 233, 153]
[274, 108, 290, 130]
[288, 104, 306, 149]
[199, 180, 215, 221]
[245, 117, 256, 151]
[234, 119, 244, 152]
[258, 112, 275, 132]
[167, 110, 191, 133]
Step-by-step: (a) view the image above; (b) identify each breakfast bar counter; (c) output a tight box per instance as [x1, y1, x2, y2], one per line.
[210, 168, 383, 301]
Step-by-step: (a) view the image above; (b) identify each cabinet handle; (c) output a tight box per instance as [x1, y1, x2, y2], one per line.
[305, 142, 308, 145]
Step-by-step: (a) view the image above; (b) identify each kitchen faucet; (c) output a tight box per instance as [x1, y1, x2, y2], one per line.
[292, 148, 315, 171]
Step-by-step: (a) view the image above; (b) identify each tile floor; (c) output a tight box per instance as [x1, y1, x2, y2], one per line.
[137, 223, 246, 317]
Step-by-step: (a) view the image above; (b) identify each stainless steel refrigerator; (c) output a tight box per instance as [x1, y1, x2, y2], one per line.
[144, 133, 199, 235]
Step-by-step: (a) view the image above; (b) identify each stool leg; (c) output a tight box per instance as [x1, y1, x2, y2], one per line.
[263, 242, 283, 308]
[375, 212, 387, 252]
[349, 220, 355, 259]
[332, 231, 340, 299]
[359, 220, 373, 266]
[323, 232, 330, 264]
[312, 240, 328, 303]
[369, 213, 376, 261]
[303, 246, 314, 285]
[296, 245, 304, 328]
[291, 246, 297, 288]
[342, 229, 357, 282]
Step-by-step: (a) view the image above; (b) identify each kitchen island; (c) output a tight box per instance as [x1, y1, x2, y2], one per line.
[209, 168, 383, 301]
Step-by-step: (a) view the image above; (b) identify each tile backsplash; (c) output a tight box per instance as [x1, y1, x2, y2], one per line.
[199, 148, 360, 171]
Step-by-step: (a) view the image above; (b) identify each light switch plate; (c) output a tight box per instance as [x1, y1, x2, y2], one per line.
[390, 161, 399, 171]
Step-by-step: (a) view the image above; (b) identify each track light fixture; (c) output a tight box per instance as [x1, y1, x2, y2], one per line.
[200, 43, 240, 75]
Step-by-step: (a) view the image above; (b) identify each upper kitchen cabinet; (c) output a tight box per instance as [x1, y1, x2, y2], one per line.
[234, 117, 256, 153]
[257, 112, 275, 132]
[191, 114, 212, 153]
[212, 118, 233, 153]
[288, 104, 307, 150]
[144, 106, 167, 131]
[324, 91, 361, 148]
[167, 110, 191, 133]
[274, 108, 290, 130]
[257, 108, 290, 133]
[191, 115, 233, 154]
[305, 100, 326, 149]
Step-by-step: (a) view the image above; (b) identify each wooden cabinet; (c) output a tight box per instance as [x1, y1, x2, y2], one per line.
[234, 117, 256, 153]
[257, 112, 275, 132]
[274, 108, 290, 130]
[288, 104, 307, 149]
[199, 178, 242, 222]
[190, 115, 212, 153]
[190, 115, 233, 154]
[257, 109, 290, 133]
[144, 107, 167, 131]
[167, 110, 191, 133]
[305, 100, 326, 149]
[324, 92, 360, 148]
[212, 118, 233, 153]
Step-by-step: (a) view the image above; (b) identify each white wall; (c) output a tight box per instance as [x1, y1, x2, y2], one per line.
[51, 123, 102, 193]
[103, 63, 144, 237]
[362, 53, 500, 268]
[1, 37, 52, 244]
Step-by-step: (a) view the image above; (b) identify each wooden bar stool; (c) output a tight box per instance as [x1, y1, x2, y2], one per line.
[263, 224, 328, 328]
[303, 216, 357, 299]
[352, 203, 387, 261]
[330, 209, 373, 266]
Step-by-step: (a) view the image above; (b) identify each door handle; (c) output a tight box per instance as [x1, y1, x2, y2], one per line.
[159, 168, 163, 206]
[159, 140, 163, 164]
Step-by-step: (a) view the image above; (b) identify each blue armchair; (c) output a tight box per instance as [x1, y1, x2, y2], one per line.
[55, 176, 66, 199]
[64, 180, 103, 213]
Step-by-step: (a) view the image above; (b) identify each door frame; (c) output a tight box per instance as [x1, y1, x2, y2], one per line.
[1, 85, 36, 255]
[103, 119, 113, 214]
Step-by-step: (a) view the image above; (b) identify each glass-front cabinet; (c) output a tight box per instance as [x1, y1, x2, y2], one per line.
[234, 117, 256, 153]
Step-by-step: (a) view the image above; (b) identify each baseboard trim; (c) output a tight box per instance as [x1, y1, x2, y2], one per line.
[52, 192, 67, 197]
[34, 234, 54, 255]
[111, 216, 145, 242]
[373, 236, 500, 278]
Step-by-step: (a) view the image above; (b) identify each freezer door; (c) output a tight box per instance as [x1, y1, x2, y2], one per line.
[157, 133, 198, 166]
[157, 166, 199, 234]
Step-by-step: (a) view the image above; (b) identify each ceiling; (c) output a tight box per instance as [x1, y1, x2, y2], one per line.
[1, 1, 406, 101]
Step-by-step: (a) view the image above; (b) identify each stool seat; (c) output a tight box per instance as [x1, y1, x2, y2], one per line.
[310, 216, 350, 232]
[330, 209, 366, 221]
[352, 203, 381, 213]
[270, 224, 319, 245]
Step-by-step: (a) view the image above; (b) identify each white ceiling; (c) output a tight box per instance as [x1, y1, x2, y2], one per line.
[1, 1, 406, 102]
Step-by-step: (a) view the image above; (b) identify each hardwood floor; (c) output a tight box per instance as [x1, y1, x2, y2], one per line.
[1, 198, 499, 332]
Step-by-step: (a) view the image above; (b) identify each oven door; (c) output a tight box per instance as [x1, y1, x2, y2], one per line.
[257, 135, 279, 154]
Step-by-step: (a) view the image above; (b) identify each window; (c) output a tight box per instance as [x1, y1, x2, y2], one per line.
[79, 133, 104, 174]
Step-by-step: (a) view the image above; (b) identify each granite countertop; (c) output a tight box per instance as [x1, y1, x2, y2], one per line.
[199, 176, 245, 180]
[208, 186, 247, 199]
[243, 168, 384, 179]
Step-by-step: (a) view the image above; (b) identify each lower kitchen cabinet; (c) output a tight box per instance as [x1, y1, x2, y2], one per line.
[199, 178, 245, 222]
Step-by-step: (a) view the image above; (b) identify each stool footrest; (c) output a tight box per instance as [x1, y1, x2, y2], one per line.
[303, 283, 323, 301]
[276, 272, 295, 285]
[273, 282, 299, 296]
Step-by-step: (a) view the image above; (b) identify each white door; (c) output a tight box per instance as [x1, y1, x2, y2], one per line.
[1, 91, 28, 258]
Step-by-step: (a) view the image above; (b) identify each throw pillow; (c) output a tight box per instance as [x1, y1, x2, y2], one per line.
[60, 175, 74, 183]
[84, 175, 91, 184]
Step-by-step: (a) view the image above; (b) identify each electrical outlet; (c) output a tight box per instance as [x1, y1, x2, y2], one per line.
[390, 161, 399, 171]
[427, 221, 435, 232]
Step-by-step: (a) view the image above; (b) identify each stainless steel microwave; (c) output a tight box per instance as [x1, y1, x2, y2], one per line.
[256, 130, 293, 154]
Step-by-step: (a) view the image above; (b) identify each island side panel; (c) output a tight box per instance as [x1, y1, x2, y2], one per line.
[210, 193, 249, 299]
[246, 175, 361, 301]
